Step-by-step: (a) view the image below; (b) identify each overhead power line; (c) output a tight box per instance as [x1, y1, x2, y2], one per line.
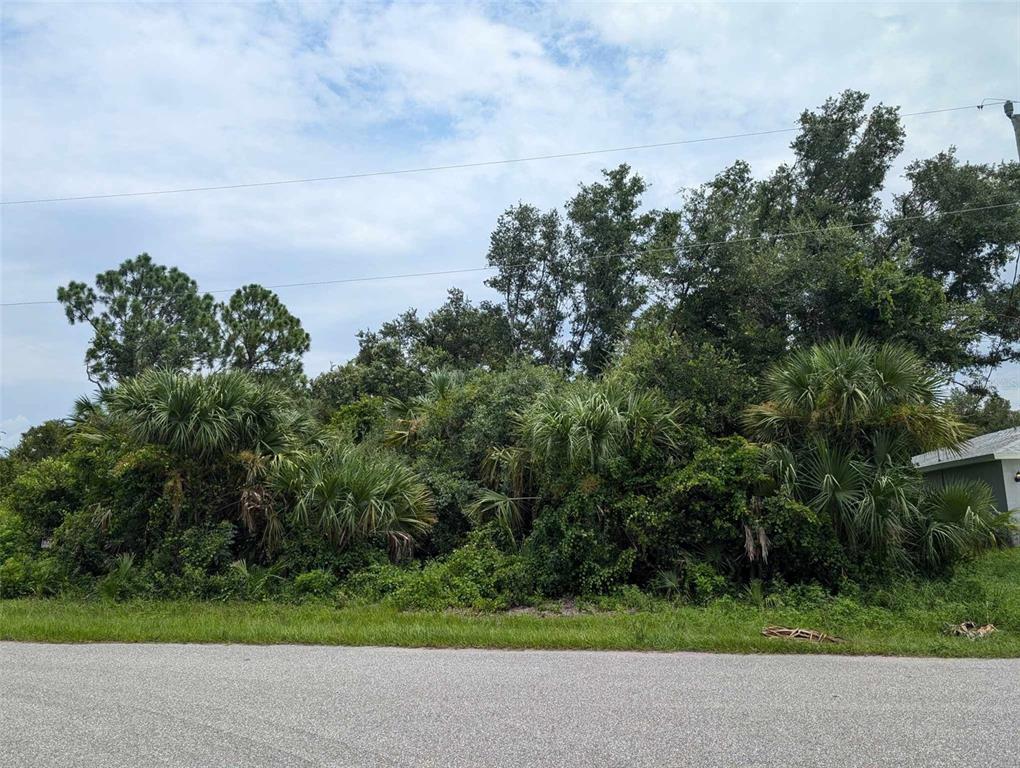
[3, 199, 1018, 308]
[0, 102, 1006, 206]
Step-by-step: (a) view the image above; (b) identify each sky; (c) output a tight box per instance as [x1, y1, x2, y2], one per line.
[2, 1, 1019, 448]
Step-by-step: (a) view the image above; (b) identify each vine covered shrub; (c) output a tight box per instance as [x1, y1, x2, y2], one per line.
[346, 528, 532, 610]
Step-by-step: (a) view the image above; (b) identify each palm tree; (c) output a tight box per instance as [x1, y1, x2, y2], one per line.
[272, 443, 434, 558]
[104, 368, 307, 459]
[95, 369, 312, 547]
[744, 337, 992, 566]
[470, 380, 680, 537]
[385, 368, 466, 447]
[916, 480, 1012, 570]
[517, 380, 679, 477]
[744, 336, 968, 453]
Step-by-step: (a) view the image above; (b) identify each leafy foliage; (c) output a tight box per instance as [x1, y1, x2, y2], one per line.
[101, 368, 307, 460]
[218, 284, 310, 378]
[745, 337, 1004, 571]
[57, 254, 220, 384]
[916, 480, 1012, 569]
[9, 89, 1018, 608]
[946, 389, 1020, 436]
[273, 443, 434, 558]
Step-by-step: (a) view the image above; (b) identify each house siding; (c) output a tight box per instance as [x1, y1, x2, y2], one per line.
[924, 461, 1009, 513]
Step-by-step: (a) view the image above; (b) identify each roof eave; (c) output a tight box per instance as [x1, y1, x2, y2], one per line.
[915, 453, 995, 472]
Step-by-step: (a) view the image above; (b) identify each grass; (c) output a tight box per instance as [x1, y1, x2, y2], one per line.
[2, 549, 1018, 657]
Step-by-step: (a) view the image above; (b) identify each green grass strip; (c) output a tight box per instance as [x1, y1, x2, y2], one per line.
[3, 550, 1018, 658]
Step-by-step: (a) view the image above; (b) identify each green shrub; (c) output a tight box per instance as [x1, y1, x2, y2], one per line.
[275, 529, 388, 578]
[328, 397, 387, 443]
[681, 561, 729, 603]
[292, 569, 336, 598]
[50, 506, 109, 576]
[615, 324, 756, 435]
[583, 584, 660, 612]
[97, 553, 147, 600]
[413, 468, 474, 557]
[525, 493, 637, 596]
[0, 508, 70, 597]
[345, 562, 417, 604]
[272, 444, 435, 554]
[346, 528, 532, 610]
[4, 458, 80, 541]
[28, 556, 67, 596]
[0, 508, 29, 562]
[212, 560, 284, 601]
[180, 522, 237, 573]
[756, 494, 850, 587]
[0, 554, 30, 597]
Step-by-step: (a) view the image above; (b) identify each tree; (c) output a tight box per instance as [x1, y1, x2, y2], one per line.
[644, 160, 795, 370]
[887, 150, 1020, 372]
[640, 92, 996, 375]
[310, 340, 425, 414]
[483, 166, 656, 375]
[745, 337, 967, 458]
[57, 254, 218, 384]
[84, 368, 312, 550]
[890, 151, 1020, 301]
[218, 284, 310, 378]
[787, 90, 904, 226]
[743, 337, 997, 569]
[415, 289, 513, 369]
[356, 288, 512, 373]
[4, 420, 71, 463]
[272, 444, 435, 558]
[103, 368, 305, 461]
[564, 165, 655, 375]
[946, 389, 1020, 435]
[485, 203, 570, 365]
[309, 289, 511, 416]
[615, 318, 757, 435]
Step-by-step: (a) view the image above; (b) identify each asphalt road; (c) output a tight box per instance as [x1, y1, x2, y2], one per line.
[1, 643, 1018, 767]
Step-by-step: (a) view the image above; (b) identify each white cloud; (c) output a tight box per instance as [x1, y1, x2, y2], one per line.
[2, 1, 1019, 431]
[0, 415, 31, 450]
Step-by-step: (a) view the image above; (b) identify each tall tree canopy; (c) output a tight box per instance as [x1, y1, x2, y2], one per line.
[563, 165, 655, 375]
[643, 90, 1018, 377]
[57, 254, 219, 385]
[218, 284, 310, 378]
[319, 89, 1018, 413]
[483, 165, 655, 375]
[484, 203, 568, 366]
[310, 289, 511, 412]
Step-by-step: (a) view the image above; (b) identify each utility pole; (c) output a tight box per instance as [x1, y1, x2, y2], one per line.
[1006, 101, 1020, 161]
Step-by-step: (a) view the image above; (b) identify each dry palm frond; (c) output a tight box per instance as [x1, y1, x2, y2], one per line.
[90, 504, 113, 533]
[942, 622, 996, 640]
[762, 626, 843, 643]
[743, 522, 770, 563]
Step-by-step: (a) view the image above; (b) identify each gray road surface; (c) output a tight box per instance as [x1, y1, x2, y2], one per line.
[1, 642, 1018, 767]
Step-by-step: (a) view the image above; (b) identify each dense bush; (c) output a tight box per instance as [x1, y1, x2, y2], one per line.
[1, 344, 1009, 608]
[745, 337, 1006, 572]
[346, 528, 532, 610]
[13, 92, 1017, 609]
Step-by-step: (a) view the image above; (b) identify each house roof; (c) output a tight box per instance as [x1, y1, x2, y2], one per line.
[913, 426, 1020, 471]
